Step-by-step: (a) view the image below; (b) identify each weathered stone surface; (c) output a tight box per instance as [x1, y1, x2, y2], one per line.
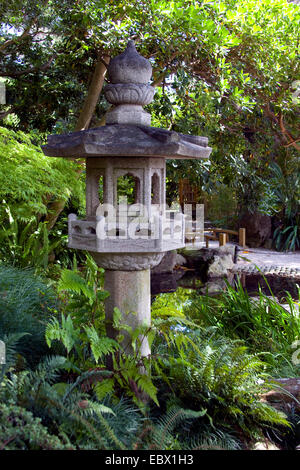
[42, 124, 211, 160]
[263, 238, 273, 250]
[104, 83, 154, 106]
[91, 252, 165, 271]
[105, 105, 151, 126]
[107, 41, 152, 85]
[182, 247, 215, 268]
[151, 250, 177, 273]
[239, 211, 272, 247]
[104, 41, 154, 126]
[175, 253, 187, 267]
[207, 253, 234, 278]
[182, 245, 235, 276]
[104, 269, 151, 357]
[198, 278, 227, 294]
[261, 378, 300, 412]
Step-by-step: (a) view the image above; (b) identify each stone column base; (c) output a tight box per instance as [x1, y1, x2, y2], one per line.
[104, 269, 151, 357]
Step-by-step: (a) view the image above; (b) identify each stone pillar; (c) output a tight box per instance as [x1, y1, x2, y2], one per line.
[104, 269, 151, 357]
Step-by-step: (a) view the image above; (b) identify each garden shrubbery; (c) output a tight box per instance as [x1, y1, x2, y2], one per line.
[1, 264, 299, 449]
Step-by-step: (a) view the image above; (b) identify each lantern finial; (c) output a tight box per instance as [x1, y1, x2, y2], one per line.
[104, 41, 155, 125]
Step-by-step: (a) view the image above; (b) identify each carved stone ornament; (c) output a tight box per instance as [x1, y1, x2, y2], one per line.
[104, 83, 154, 106]
[104, 41, 154, 126]
[107, 40, 152, 84]
[91, 252, 165, 271]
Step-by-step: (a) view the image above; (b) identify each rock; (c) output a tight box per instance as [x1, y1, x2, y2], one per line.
[252, 441, 280, 451]
[198, 279, 227, 294]
[261, 378, 300, 412]
[263, 238, 273, 250]
[219, 244, 236, 258]
[182, 246, 235, 278]
[175, 253, 187, 267]
[151, 250, 177, 274]
[239, 212, 272, 248]
[207, 253, 234, 278]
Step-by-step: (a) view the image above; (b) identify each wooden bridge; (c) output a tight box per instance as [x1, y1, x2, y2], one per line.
[204, 227, 246, 248]
[184, 226, 246, 248]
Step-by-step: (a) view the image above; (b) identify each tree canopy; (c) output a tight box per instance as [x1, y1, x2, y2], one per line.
[0, 0, 299, 248]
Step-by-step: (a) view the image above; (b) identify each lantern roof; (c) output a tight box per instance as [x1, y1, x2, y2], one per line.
[42, 124, 211, 159]
[42, 41, 212, 160]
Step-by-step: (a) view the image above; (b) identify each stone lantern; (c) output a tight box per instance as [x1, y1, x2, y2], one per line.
[43, 41, 211, 357]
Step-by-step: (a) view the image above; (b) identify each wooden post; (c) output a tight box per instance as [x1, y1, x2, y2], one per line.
[219, 233, 227, 246]
[206, 236, 209, 248]
[239, 228, 246, 248]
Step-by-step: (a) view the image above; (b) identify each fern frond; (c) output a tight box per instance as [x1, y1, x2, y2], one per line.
[58, 269, 95, 303]
[84, 326, 119, 363]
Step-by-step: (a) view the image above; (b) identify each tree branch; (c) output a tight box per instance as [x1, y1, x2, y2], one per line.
[151, 52, 178, 88]
[279, 112, 300, 151]
[74, 54, 110, 131]
[0, 55, 55, 78]
[44, 54, 110, 231]
[0, 107, 16, 120]
[0, 17, 38, 54]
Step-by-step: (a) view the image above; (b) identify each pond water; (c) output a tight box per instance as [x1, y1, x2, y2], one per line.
[151, 269, 299, 301]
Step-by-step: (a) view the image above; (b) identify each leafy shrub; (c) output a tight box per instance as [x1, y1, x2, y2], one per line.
[0, 355, 123, 450]
[0, 264, 58, 366]
[0, 403, 74, 450]
[270, 162, 300, 252]
[154, 328, 288, 444]
[0, 126, 85, 267]
[186, 280, 300, 375]
[0, 126, 84, 221]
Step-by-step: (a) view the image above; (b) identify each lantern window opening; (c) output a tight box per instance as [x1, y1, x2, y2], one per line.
[151, 172, 161, 205]
[117, 173, 141, 206]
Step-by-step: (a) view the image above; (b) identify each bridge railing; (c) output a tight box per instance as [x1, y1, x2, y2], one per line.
[204, 227, 246, 248]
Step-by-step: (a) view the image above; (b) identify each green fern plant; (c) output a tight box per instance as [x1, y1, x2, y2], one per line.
[0, 126, 85, 267]
[187, 278, 300, 375]
[45, 310, 159, 408]
[0, 403, 74, 450]
[152, 326, 289, 443]
[45, 314, 119, 366]
[0, 264, 59, 366]
[57, 260, 109, 327]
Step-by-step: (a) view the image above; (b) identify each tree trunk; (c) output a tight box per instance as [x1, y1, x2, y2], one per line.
[45, 55, 110, 232]
[74, 55, 110, 131]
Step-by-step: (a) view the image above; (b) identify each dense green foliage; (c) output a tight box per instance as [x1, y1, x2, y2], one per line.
[155, 331, 288, 442]
[0, 0, 299, 248]
[0, 0, 300, 452]
[186, 280, 300, 375]
[0, 126, 85, 267]
[0, 264, 58, 367]
[1, 264, 299, 450]
[0, 403, 74, 450]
